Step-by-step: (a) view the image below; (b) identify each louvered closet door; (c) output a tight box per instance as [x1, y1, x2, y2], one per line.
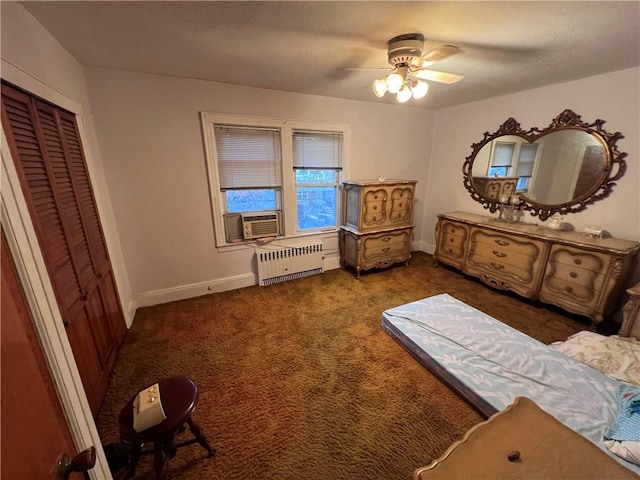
[1, 82, 125, 414]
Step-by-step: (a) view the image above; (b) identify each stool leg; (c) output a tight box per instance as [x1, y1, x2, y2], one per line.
[124, 444, 141, 480]
[187, 419, 216, 456]
[153, 440, 169, 480]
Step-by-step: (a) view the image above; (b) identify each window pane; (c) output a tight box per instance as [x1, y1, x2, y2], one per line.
[226, 189, 277, 213]
[295, 169, 337, 184]
[517, 177, 530, 190]
[292, 131, 343, 169]
[491, 142, 515, 167]
[297, 186, 337, 230]
[488, 166, 509, 177]
[516, 144, 538, 176]
[215, 126, 282, 188]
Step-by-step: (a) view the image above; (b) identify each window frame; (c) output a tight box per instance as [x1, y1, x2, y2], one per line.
[201, 112, 351, 247]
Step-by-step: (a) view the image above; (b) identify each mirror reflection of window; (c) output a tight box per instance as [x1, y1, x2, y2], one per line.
[488, 142, 515, 177]
[515, 144, 539, 192]
[488, 139, 539, 192]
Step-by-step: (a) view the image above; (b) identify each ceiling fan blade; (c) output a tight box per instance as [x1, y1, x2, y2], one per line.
[413, 68, 464, 84]
[420, 44, 461, 64]
[340, 66, 394, 72]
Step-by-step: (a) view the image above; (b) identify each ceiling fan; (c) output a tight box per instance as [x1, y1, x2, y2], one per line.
[348, 33, 464, 102]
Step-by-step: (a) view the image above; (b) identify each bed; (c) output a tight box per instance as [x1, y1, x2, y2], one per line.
[381, 293, 640, 475]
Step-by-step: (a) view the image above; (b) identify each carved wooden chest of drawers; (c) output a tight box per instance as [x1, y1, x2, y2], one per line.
[471, 176, 518, 200]
[435, 211, 640, 324]
[340, 179, 416, 278]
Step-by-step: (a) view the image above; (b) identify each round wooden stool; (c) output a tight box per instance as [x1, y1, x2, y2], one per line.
[118, 376, 215, 479]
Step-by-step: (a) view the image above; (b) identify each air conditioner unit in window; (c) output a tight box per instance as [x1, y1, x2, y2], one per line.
[241, 211, 281, 239]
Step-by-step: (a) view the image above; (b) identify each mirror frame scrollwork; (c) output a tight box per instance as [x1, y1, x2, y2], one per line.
[462, 109, 627, 221]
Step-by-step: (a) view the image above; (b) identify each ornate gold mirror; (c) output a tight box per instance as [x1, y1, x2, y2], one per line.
[462, 109, 627, 221]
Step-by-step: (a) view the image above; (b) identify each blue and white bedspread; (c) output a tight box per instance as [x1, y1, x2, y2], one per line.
[382, 293, 640, 474]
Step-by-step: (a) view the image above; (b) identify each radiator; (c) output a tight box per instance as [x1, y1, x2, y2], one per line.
[256, 243, 324, 286]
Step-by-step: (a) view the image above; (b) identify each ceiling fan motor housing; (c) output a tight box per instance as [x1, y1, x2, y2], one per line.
[387, 33, 425, 68]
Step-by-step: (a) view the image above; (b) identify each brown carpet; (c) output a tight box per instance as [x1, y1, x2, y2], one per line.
[96, 252, 591, 479]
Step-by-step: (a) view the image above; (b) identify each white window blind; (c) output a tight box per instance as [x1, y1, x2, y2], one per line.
[215, 126, 282, 189]
[292, 131, 343, 169]
[491, 142, 515, 167]
[515, 143, 538, 176]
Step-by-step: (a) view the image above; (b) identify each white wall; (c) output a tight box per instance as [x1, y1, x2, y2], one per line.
[84, 67, 435, 302]
[0, 3, 128, 478]
[424, 68, 640, 250]
[1, 2, 133, 321]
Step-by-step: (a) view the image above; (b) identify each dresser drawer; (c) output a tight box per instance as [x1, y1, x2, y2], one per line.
[471, 229, 544, 259]
[389, 187, 413, 223]
[540, 246, 611, 310]
[466, 252, 537, 285]
[543, 261, 606, 291]
[540, 274, 600, 307]
[362, 230, 411, 260]
[465, 229, 546, 297]
[436, 220, 470, 269]
[546, 246, 611, 272]
[362, 201, 386, 226]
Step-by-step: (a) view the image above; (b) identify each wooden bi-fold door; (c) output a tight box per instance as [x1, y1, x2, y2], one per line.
[1, 81, 126, 414]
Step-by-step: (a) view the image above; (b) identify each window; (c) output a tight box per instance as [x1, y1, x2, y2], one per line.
[293, 131, 342, 231]
[488, 140, 539, 192]
[514, 143, 538, 191]
[488, 142, 515, 178]
[214, 126, 282, 213]
[201, 113, 350, 246]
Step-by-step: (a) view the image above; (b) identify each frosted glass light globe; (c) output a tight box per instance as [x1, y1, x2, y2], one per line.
[396, 85, 412, 103]
[411, 80, 429, 99]
[386, 73, 404, 94]
[372, 78, 387, 98]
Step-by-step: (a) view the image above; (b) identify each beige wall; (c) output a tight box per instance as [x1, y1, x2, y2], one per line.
[424, 67, 640, 250]
[83, 67, 435, 300]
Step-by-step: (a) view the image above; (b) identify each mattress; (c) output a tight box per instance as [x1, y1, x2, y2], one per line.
[382, 293, 640, 474]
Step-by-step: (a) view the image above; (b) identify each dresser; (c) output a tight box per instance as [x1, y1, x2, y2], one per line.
[435, 211, 640, 325]
[339, 179, 416, 278]
[620, 282, 640, 338]
[472, 176, 518, 200]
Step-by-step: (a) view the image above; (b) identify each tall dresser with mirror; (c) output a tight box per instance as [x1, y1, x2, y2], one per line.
[339, 179, 416, 278]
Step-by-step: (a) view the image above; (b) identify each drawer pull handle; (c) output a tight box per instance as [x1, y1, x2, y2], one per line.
[492, 250, 506, 258]
[381, 247, 391, 253]
[382, 237, 391, 243]
[490, 262, 505, 270]
[570, 272, 578, 278]
[573, 259, 582, 265]
[449, 238, 455, 243]
[566, 286, 574, 293]
[495, 239, 510, 247]
[373, 205, 377, 210]
[398, 202, 403, 208]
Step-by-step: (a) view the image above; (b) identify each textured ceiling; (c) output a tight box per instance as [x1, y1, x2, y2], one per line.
[19, 1, 640, 109]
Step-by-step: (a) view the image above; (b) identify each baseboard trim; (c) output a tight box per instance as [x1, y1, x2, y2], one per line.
[133, 273, 256, 309]
[414, 241, 435, 255]
[133, 259, 342, 310]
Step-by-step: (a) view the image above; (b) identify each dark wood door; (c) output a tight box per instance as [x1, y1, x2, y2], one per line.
[1, 82, 126, 414]
[1, 235, 85, 480]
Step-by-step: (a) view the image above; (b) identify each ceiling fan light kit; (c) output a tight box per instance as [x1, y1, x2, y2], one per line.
[369, 32, 462, 103]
